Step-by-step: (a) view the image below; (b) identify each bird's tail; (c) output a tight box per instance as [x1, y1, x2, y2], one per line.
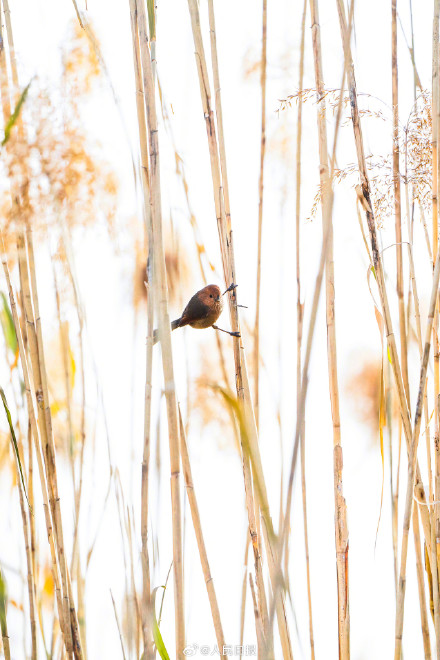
[152, 318, 182, 345]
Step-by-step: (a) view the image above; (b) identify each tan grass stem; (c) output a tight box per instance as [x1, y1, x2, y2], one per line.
[127, 1, 154, 655]
[253, 0, 267, 428]
[308, 1, 350, 654]
[392, 0, 410, 407]
[296, 1, 315, 657]
[394, 247, 440, 659]
[187, 2, 290, 656]
[134, 0, 185, 654]
[178, 408, 227, 657]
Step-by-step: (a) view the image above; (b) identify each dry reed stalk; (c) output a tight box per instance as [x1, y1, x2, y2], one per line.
[27, 421, 36, 602]
[249, 573, 265, 655]
[187, 2, 290, 655]
[239, 536, 250, 657]
[16, 233, 73, 649]
[412, 505, 431, 659]
[134, 0, 185, 655]
[407, 245, 434, 658]
[333, 4, 436, 654]
[0, 566, 11, 660]
[0, 7, 83, 655]
[280, 45, 350, 648]
[296, 1, 314, 657]
[27, 227, 83, 659]
[336, 0, 432, 551]
[392, 0, 410, 406]
[0, 56, 36, 660]
[394, 247, 440, 659]
[0, 250, 71, 655]
[110, 590, 128, 660]
[203, 11, 271, 647]
[308, 1, 350, 655]
[127, 1, 154, 656]
[240, 363, 291, 659]
[12, 432, 37, 660]
[177, 409, 227, 657]
[433, 5, 440, 655]
[253, 0, 267, 427]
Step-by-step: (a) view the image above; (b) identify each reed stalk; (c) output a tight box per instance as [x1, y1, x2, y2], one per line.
[127, 0, 154, 655]
[186, 2, 290, 656]
[392, 0, 410, 406]
[178, 409, 227, 657]
[308, 1, 349, 655]
[0, 566, 10, 660]
[394, 247, 440, 658]
[296, 1, 314, 657]
[1, 249, 70, 656]
[134, 0, 185, 655]
[253, 0, 267, 428]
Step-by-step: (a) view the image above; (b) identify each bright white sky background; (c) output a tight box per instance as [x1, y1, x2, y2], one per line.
[1, 0, 437, 658]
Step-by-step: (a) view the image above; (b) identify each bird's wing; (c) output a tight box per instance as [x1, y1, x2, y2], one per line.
[180, 293, 210, 325]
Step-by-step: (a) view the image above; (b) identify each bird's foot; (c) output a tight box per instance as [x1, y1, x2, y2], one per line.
[222, 283, 238, 295]
[212, 325, 240, 338]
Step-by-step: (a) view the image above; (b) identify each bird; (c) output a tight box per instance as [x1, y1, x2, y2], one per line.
[153, 283, 240, 344]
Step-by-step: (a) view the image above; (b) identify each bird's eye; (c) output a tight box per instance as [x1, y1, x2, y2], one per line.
[210, 294, 213, 298]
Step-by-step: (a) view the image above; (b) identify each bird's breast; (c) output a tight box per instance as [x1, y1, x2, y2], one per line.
[189, 299, 222, 329]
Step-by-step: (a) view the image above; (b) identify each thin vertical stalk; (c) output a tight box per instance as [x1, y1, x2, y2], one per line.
[178, 409, 227, 658]
[432, 3, 440, 653]
[0, 567, 10, 660]
[254, 0, 267, 427]
[308, 0, 349, 655]
[190, 3, 288, 656]
[392, 0, 410, 406]
[296, 0, 314, 657]
[1, 250, 68, 657]
[434, 5, 440, 657]
[127, 0, 154, 656]
[394, 247, 440, 659]
[1, 1, 82, 653]
[13, 440, 37, 660]
[336, 0, 432, 562]
[412, 505, 431, 659]
[135, 1, 185, 655]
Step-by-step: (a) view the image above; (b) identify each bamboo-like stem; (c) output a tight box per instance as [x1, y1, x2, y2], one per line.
[239, 536, 250, 656]
[204, 8, 271, 648]
[280, 5, 353, 637]
[1, 250, 69, 656]
[394, 249, 440, 658]
[308, 1, 349, 655]
[296, 0, 314, 657]
[16, 230, 76, 659]
[1, 1, 82, 653]
[13, 434, 37, 660]
[392, 0, 410, 406]
[408, 244, 434, 659]
[249, 573, 265, 654]
[336, 0, 432, 562]
[187, 3, 289, 656]
[127, 0, 154, 656]
[0, 566, 11, 660]
[135, 1, 185, 655]
[27, 228, 83, 659]
[178, 409, 227, 657]
[253, 0, 267, 427]
[433, 5, 440, 657]
[412, 505, 431, 659]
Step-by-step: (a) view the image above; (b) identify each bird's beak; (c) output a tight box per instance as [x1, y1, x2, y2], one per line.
[216, 296, 221, 302]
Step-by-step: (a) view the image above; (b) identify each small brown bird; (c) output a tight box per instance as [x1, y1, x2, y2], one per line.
[153, 283, 240, 344]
